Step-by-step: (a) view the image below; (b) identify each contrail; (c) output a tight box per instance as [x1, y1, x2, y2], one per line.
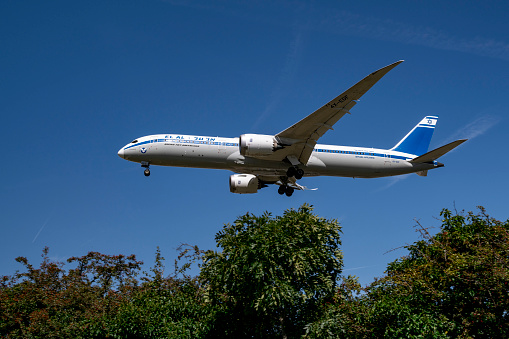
[442, 115, 500, 144]
[374, 174, 412, 192]
[164, 1, 509, 61]
[32, 216, 51, 243]
[318, 10, 509, 61]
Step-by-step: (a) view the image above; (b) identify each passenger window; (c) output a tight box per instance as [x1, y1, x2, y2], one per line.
[131, 140, 138, 144]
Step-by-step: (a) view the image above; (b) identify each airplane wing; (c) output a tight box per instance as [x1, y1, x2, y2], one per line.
[410, 139, 467, 163]
[275, 60, 404, 165]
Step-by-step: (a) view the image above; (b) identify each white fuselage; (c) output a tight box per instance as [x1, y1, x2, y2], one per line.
[118, 134, 437, 180]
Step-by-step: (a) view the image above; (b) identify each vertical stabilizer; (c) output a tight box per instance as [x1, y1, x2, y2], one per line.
[391, 116, 438, 155]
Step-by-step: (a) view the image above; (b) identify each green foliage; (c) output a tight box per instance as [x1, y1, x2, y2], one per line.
[0, 245, 217, 338]
[201, 204, 344, 337]
[105, 246, 218, 338]
[366, 207, 509, 338]
[0, 247, 143, 338]
[107, 279, 215, 338]
[303, 275, 371, 338]
[2, 205, 508, 338]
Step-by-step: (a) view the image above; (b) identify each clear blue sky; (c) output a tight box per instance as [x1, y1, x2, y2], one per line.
[2, 0, 508, 286]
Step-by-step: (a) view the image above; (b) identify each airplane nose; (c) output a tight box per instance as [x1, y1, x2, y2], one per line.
[118, 148, 125, 159]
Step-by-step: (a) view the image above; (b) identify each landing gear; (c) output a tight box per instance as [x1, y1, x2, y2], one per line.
[295, 168, 304, 180]
[285, 186, 294, 197]
[286, 166, 304, 180]
[141, 162, 150, 177]
[279, 166, 302, 197]
[278, 185, 294, 197]
[286, 166, 297, 178]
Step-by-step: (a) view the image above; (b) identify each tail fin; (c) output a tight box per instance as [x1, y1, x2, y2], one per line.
[391, 116, 438, 155]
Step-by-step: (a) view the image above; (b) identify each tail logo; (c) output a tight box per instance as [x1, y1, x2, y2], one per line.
[419, 116, 438, 128]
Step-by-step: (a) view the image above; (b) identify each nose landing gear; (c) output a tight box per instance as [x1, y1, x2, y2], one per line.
[141, 162, 150, 177]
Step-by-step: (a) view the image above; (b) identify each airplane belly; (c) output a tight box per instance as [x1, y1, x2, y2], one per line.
[306, 154, 419, 178]
[147, 144, 237, 170]
[307, 154, 381, 177]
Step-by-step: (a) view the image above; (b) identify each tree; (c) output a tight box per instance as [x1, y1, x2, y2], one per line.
[200, 204, 344, 338]
[366, 207, 509, 338]
[5, 206, 507, 338]
[303, 275, 370, 338]
[105, 246, 218, 338]
[0, 247, 143, 338]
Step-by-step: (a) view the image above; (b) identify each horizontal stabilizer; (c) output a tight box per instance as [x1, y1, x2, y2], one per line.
[410, 139, 467, 163]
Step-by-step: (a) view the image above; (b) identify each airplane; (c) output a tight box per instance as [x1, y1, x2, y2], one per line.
[117, 60, 467, 196]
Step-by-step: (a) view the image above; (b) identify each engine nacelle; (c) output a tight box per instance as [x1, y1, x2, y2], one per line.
[229, 174, 259, 194]
[239, 134, 277, 157]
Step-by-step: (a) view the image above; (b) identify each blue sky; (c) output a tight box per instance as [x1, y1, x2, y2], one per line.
[2, 0, 508, 286]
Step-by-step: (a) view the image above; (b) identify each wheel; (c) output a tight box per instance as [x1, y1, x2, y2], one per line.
[285, 186, 294, 197]
[295, 169, 304, 180]
[278, 185, 286, 195]
[286, 166, 297, 177]
[144, 168, 150, 177]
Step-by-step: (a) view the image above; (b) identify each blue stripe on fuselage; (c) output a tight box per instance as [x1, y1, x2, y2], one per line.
[124, 138, 414, 161]
[313, 148, 412, 161]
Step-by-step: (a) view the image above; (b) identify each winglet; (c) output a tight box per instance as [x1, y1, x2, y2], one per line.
[328, 60, 404, 109]
[410, 139, 467, 163]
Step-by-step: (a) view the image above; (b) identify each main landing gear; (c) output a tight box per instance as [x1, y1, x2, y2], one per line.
[286, 166, 304, 180]
[278, 165, 304, 197]
[141, 162, 150, 177]
[278, 185, 295, 197]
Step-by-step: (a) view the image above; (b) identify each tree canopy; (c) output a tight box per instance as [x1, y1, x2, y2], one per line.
[365, 207, 509, 338]
[1, 205, 508, 338]
[200, 204, 343, 338]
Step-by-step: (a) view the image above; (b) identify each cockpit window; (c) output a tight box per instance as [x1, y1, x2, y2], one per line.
[131, 140, 138, 144]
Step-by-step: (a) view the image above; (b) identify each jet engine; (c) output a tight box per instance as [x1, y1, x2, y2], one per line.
[229, 174, 259, 194]
[239, 134, 277, 157]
